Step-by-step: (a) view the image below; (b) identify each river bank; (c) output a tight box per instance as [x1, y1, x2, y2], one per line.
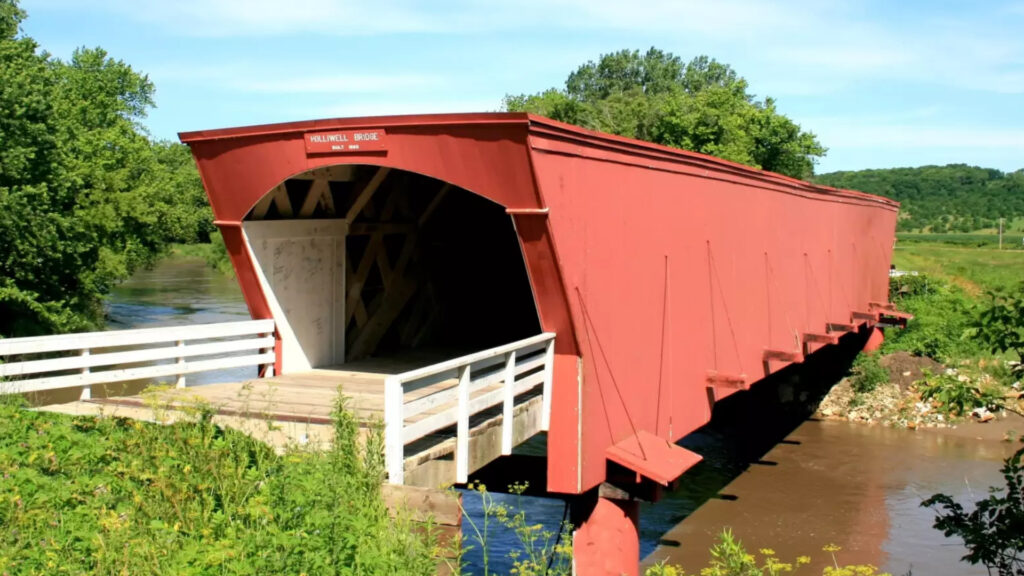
[815, 350, 1024, 440]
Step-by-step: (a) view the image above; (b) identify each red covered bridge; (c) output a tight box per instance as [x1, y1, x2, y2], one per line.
[0, 112, 904, 575]
[178, 112, 903, 573]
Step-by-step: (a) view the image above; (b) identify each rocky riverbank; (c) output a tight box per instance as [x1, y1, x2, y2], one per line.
[816, 351, 1024, 439]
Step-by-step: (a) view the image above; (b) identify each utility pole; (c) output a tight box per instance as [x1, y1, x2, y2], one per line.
[999, 217, 1004, 250]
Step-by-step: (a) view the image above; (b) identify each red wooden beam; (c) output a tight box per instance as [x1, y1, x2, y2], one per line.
[827, 322, 857, 334]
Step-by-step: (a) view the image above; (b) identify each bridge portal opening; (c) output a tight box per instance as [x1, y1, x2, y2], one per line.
[241, 164, 541, 371]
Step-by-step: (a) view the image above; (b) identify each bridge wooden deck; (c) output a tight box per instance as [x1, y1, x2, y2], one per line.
[36, 346, 549, 488]
[87, 352, 464, 425]
[4, 320, 554, 489]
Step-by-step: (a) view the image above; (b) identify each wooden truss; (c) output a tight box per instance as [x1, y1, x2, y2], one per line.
[248, 166, 450, 362]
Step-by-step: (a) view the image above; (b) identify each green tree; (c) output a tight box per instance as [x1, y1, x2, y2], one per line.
[0, 0, 78, 334]
[505, 48, 826, 179]
[0, 0, 212, 336]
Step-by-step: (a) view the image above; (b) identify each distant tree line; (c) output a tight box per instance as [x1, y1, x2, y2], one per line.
[1, 0, 211, 336]
[504, 48, 827, 180]
[815, 165, 1024, 233]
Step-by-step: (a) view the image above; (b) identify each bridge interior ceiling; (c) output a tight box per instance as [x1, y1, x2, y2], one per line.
[245, 164, 540, 362]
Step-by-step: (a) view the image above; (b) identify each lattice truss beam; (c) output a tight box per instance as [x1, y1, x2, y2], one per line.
[247, 166, 451, 361]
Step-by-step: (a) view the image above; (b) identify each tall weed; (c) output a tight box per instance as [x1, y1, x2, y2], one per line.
[0, 394, 436, 575]
[884, 275, 984, 362]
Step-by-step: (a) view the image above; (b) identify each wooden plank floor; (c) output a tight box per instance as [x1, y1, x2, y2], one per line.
[88, 348, 474, 426]
[40, 347, 546, 487]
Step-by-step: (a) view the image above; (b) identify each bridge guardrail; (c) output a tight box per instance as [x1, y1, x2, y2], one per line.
[0, 320, 276, 398]
[384, 332, 555, 484]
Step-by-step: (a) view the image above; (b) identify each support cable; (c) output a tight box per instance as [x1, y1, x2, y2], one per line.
[656, 255, 670, 439]
[575, 287, 648, 460]
[707, 242, 745, 375]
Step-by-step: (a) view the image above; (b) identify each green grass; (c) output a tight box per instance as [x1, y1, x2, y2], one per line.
[886, 241, 1024, 371]
[893, 241, 1024, 294]
[0, 394, 438, 575]
[898, 232, 1024, 249]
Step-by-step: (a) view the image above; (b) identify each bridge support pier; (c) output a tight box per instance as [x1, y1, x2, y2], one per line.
[571, 494, 640, 576]
[862, 326, 885, 353]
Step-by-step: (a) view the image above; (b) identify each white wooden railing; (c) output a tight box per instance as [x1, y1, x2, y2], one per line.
[384, 333, 555, 484]
[0, 320, 276, 398]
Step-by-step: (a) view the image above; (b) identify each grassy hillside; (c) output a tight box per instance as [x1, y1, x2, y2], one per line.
[814, 164, 1024, 233]
[893, 242, 1024, 294]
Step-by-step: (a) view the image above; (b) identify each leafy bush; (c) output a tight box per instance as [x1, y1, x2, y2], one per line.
[923, 447, 1024, 576]
[0, 394, 438, 575]
[171, 230, 234, 276]
[888, 274, 931, 300]
[974, 282, 1024, 367]
[883, 275, 984, 362]
[849, 353, 888, 394]
[916, 370, 1004, 418]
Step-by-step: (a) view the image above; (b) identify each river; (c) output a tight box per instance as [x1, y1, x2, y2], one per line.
[107, 256, 1021, 575]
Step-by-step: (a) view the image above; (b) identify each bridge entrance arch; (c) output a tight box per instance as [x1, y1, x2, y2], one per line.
[240, 164, 541, 373]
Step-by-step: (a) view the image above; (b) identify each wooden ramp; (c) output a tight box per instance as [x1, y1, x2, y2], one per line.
[80, 353, 460, 427]
[38, 341, 552, 489]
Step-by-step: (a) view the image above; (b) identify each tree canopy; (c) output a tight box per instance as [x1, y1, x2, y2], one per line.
[504, 48, 827, 179]
[0, 0, 211, 336]
[815, 165, 1024, 233]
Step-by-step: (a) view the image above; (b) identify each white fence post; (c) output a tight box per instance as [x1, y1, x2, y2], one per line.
[175, 340, 186, 388]
[263, 334, 275, 378]
[384, 376, 404, 484]
[501, 350, 516, 455]
[541, 338, 555, 431]
[456, 364, 471, 483]
[79, 348, 91, 400]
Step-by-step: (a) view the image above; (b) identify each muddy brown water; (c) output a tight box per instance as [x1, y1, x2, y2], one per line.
[109, 257, 1024, 575]
[643, 419, 1020, 575]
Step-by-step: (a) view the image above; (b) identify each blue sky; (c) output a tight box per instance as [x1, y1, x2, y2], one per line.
[19, 0, 1024, 174]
